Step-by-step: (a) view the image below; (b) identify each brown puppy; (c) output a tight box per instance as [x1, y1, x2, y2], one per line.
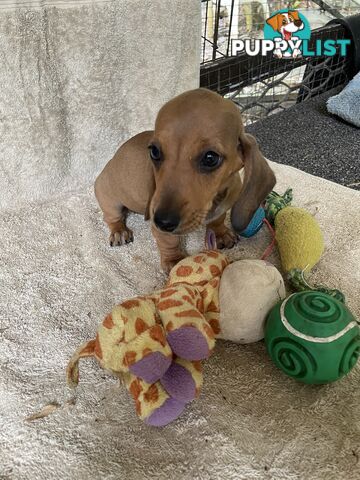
[95, 88, 275, 271]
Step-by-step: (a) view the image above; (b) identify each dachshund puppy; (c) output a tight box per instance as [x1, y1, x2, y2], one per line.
[95, 88, 275, 272]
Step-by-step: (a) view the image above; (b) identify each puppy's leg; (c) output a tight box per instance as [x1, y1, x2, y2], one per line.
[151, 225, 185, 273]
[103, 204, 134, 247]
[207, 213, 237, 249]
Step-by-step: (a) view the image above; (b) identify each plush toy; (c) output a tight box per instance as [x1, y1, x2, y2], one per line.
[265, 189, 324, 273]
[67, 251, 285, 426]
[264, 189, 345, 302]
[265, 291, 360, 384]
[219, 259, 285, 343]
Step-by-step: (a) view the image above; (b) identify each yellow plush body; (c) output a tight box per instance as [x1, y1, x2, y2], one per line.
[67, 251, 285, 426]
[275, 206, 324, 273]
[67, 251, 228, 426]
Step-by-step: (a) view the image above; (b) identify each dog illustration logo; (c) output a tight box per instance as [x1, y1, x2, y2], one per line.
[264, 9, 311, 58]
[231, 9, 350, 58]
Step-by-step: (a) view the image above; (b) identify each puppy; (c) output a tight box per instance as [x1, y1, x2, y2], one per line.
[95, 88, 275, 272]
[266, 10, 304, 58]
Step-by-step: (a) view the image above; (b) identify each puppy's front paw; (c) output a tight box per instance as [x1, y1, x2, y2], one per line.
[161, 255, 185, 274]
[215, 227, 237, 249]
[109, 227, 134, 247]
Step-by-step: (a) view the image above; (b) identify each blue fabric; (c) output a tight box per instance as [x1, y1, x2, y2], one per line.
[327, 72, 360, 127]
[240, 206, 265, 237]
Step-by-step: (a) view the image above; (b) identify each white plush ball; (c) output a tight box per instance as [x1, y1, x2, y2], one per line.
[218, 259, 286, 344]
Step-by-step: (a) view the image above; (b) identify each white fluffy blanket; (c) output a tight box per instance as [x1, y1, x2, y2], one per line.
[1, 2, 359, 478]
[1, 161, 360, 480]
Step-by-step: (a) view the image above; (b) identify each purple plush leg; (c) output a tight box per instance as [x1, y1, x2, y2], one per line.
[160, 362, 196, 403]
[129, 352, 171, 384]
[167, 326, 209, 361]
[144, 398, 186, 427]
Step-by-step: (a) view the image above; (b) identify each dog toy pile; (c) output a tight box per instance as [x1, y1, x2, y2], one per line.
[67, 251, 285, 426]
[237, 189, 358, 383]
[249, 189, 359, 383]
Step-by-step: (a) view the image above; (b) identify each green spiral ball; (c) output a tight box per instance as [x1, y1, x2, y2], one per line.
[265, 291, 360, 384]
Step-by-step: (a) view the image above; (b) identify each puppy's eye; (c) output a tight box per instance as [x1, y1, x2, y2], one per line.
[200, 151, 223, 172]
[149, 144, 161, 162]
[282, 18, 287, 25]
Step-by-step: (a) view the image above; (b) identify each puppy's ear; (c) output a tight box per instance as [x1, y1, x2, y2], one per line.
[266, 14, 280, 31]
[144, 177, 156, 221]
[230, 134, 276, 233]
[289, 10, 300, 20]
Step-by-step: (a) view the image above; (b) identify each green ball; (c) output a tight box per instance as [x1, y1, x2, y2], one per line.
[265, 291, 360, 384]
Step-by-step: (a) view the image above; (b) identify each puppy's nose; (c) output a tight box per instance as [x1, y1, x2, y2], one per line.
[153, 210, 180, 232]
[294, 19, 302, 27]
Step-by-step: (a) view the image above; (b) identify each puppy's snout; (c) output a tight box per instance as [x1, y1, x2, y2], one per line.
[153, 209, 180, 233]
[294, 19, 302, 27]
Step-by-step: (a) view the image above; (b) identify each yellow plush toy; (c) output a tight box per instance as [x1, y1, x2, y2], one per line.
[67, 251, 285, 426]
[275, 206, 324, 273]
[264, 189, 344, 302]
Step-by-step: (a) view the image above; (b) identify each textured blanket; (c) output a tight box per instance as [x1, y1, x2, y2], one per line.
[327, 72, 360, 127]
[0, 0, 199, 212]
[1, 161, 360, 480]
[1, 1, 360, 478]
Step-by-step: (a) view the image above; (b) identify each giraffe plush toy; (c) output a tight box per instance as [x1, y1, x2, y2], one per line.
[67, 251, 285, 426]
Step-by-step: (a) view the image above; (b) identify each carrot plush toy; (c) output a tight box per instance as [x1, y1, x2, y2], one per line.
[67, 251, 285, 426]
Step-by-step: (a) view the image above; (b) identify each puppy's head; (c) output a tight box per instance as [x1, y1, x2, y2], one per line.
[266, 11, 303, 40]
[148, 88, 275, 235]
